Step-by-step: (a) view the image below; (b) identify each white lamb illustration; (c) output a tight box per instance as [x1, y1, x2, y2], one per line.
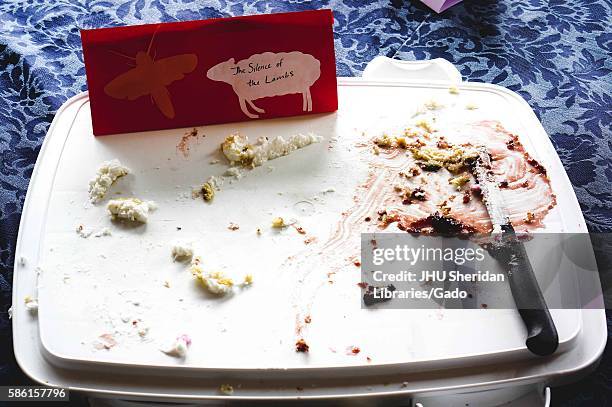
[206, 51, 321, 119]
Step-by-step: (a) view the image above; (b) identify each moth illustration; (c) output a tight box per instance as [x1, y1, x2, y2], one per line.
[104, 27, 198, 119]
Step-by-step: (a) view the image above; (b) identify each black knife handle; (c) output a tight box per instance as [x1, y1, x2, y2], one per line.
[502, 231, 559, 356]
[517, 308, 559, 356]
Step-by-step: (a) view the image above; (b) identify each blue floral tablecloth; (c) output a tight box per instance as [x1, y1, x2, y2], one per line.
[0, 0, 610, 405]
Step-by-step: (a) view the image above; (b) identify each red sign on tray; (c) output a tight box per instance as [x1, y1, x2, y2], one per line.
[81, 10, 338, 136]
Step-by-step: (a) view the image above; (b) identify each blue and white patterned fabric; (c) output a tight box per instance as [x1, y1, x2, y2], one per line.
[0, 0, 610, 404]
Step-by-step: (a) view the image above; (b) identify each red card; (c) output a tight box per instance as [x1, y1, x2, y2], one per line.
[81, 10, 337, 136]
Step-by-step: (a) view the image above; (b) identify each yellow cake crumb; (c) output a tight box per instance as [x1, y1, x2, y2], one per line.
[221, 133, 253, 165]
[403, 128, 419, 138]
[201, 182, 215, 202]
[449, 174, 471, 190]
[373, 134, 394, 148]
[411, 145, 478, 173]
[271, 217, 286, 228]
[395, 136, 408, 149]
[415, 119, 434, 133]
[191, 265, 234, 295]
[219, 384, 234, 395]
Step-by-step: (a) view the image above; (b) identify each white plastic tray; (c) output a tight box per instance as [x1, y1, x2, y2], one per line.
[11, 58, 606, 402]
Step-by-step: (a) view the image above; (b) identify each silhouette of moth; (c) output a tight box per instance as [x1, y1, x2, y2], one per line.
[104, 28, 198, 119]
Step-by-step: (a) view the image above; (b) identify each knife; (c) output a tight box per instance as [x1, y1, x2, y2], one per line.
[473, 147, 559, 356]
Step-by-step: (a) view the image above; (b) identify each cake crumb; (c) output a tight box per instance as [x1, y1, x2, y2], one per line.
[201, 182, 215, 202]
[161, 334, 191, 357]
[373, 134, 394, 148]
[304, 236, 316, 244]
[347, 346, 361, 355]
[219, 384, 234, 395]
[449, 174, 470, 190]
[221, 132, 322, 167]
[24, 295, 38, 314]
[171, 242, 193, 262]
[190, 261, 234, 295]
[95, 333, 117, 350]
[88, 159, 130, 203]
[415, 119, 434, 133]
[296, 338, 309, 353]
[107, 198, 156, 223]
[94, 227, 112, 237]
[224, 167, 244, 179]
[206, 175, 223, 190]
[228, 222, 240, 231]
[271, 217, 286, 228]
[424, 99, 444, 110]
[76, 224, 92, 238]
[395, 136, 408, 149]
[242, 274, 253, 286]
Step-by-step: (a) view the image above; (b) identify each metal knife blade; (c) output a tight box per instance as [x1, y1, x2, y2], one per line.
[473, 147, 510, 233]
